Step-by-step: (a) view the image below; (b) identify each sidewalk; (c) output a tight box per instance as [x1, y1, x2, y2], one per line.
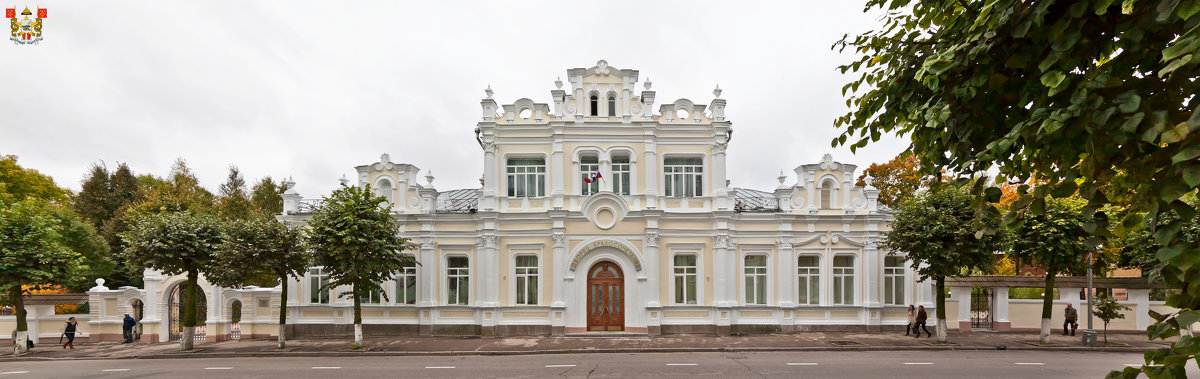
[4, 330, 1172, 361]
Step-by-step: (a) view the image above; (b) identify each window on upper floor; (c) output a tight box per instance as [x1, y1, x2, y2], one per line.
[507, 157, 546, 198]
[612, 155, 631, 195]
[589, 94, 599, 116]
[607, 95, 616, 116]
[820, 181, 833, 209]
[514, 255, 539, 305]
[664, 157, 703, 197]
[376, 180, 394, 204]
[744, 254, 768, 305]
[581, 156, 600, 195]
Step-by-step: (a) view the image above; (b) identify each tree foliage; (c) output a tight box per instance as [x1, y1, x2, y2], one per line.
[128, 158, 215, 217]
[834, 0, 1200, 374]
[0, 200, 87, 332]
[1010, 196, 1091, 342]
[307, 184, 412, 345]
[72, 162, 144, 288]
[855, 151, 926, 208]
[251, 177, 288, 216]
[880, 184, 1007, 342]
[0, 155, 68, 205]
[1093, 292, 1131, 343]
[217, 166, 254, 221]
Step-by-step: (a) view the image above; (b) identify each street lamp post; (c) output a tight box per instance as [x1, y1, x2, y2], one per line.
[1082, 250, 1098, 346]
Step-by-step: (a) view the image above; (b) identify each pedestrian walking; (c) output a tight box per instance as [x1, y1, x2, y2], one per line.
[62, 317, 80, 349]
[122, 313, 137, 343]
[1063, 303, 1079, 336]
[914, 305, 932, 338]
[905, 305, 916, 336]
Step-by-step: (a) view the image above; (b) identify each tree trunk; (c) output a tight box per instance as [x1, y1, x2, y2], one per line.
[12, 286, 28, 354]
[353, 281, 363, 346]
[277, 276, 287, 350]
[935, 276, 947, 343]
[181, 269, 198, 351]
[1039, 267, 1057, 344]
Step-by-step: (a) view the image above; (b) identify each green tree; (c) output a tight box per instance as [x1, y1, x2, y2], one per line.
[122, 211, 222, 351]
[128, 158, 214, 217]
[0, 155, 68, 205]
[855, 151, 927, 208]
[1009, 196, 1091, 343]
[0, 200, 86, 353]
[217, 166, 254, 221]
[72, 163, 111, 230]
[880, 184, 1008, 342]
[833, 1, 1200, 375]
[47, 206, 111, 291]
[205, 215, 308, 349]
[1094, 292, 1131, 344]
[307, 184, 412, 347]
[72, 162, 144, 288]
[250, 177, 287, 216]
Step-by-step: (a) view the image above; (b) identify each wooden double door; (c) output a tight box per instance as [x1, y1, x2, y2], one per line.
[587, 261, 625, 331]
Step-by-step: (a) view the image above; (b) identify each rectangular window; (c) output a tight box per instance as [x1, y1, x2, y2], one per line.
[673, 254, 698, 305]
[663, 157, 703, 197]
[884, 256, 905, 306]
[744, 255, 768, 305]
[447, 257, 470, 305]
[359, 281, 383, 305]
[309, 267, 330, 304]
[506, 158, 546, 198]
[395, 258, 417, 305]
[833, 255, 855, 305]
[796, 256, 820, 305]
[580, 156, 600, 195]
[612, 156, 631, 195]
[514, 255, 539, 305]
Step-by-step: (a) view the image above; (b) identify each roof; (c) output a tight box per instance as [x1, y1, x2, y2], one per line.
[22, 293, 90, 305]
[733, 188, 779, 212]
[436, 188, 478, 213]
[944, 275, 1167, 289]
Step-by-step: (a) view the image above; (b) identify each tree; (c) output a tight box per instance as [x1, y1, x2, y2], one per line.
[1094, 292, 1132, 344]
[1010, 196, 1091, 343]
[0, 155, 68, 204]
[307, 184, 412, 347]
[880, 184, 1008, 342]
[833, 1, 1199, 375]
[47, 206, 111, 291]
[0, 200, 86, 354]
[855, 151, 926, 208]
[73, 163, 111, 230]
[72, 162, 144, 288]
[217, 166, 254, 221]
[205, 215, 308, 349]
[128, 158, 214, 217]
[122, 211, 222, 351]
[251, 177, 287, 216]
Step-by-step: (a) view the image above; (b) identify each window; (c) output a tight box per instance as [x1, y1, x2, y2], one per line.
[359, 281, 383, 304]
[612, 155, 631, 195]
[580, 156, 600, 195]
[833, 255, 855, 305]
[820, 181, 833, 209]
[447, 257, 469, 305]
[884, 256, 906, 305]
[607, 95, 616, 116]
[664, 157, 703, 197]
[673, 254, 698, 304]
[309, 267, 330, 304]
[506, 158, 546, 197]
[515, 255, 539, 305]
[744, 255, 768, 305]
[376, 180, 394, 204]
[589, 94, 599, 116]
[796, 256, 820, 305]
[395, 258, 417, 305]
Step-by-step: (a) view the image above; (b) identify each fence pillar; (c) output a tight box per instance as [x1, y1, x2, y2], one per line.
[993, 287, 1010, 331]
[952, 286, 971, 331]
[1127, 289, 1151, 330]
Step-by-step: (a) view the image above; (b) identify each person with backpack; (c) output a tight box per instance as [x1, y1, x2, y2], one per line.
[62, 317, 80, 349]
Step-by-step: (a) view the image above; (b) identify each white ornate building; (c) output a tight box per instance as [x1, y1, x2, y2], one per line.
[79, 61, 930, 342]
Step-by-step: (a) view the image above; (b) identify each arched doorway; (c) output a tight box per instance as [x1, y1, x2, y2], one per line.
[230, 300, 242, 340]
[167, 283, 208, 342]
[587, 261, 624, 331]
[131, 299, 144, 341]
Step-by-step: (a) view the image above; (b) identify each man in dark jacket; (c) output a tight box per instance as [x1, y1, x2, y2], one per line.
[122, 314, 137, 343]
[1063, 304, 1079, 336]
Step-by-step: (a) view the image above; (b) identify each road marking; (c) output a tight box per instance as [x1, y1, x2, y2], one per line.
[545, 365, 576, 368]
[204, 367, 233, 370]
[1014, 363, 1044, 365]
[1, 372, 30, 375]
[101, 369, 131, 372]
[312, 367, 341, 369]
[903, 362, 934, 365]
[787, 363, 819, 366]
[425, 366, 456, 369]
[666, 363, 698, 366]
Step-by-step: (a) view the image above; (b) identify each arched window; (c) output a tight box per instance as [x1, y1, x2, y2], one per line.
[607, 95, 616, 116]
[589, 94, 599, 116]
[820, 180, 833, 209]
[377, 179, 394, 204]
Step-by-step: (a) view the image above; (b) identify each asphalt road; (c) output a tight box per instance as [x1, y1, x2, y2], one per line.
[2, 350, 1195, 378]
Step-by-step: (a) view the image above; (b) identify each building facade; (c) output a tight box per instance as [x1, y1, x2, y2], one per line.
[81, 61, 934, 341]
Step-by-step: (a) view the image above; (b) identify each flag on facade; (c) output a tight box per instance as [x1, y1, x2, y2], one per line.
[583, 172, 603, 183]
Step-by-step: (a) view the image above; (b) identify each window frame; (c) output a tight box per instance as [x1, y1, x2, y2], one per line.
[611, 154, 631, 195]
[883, 255, 906, 306]
[796, 254, 821, 305]
[394, 254, 418, 305]
[505, 156, 547, 198]
[513, 253, 540, 306]
[445, 255, 471, 306]
[607, 94, 617, 116]
[589, 93, 599, 116]
[308, 267, 331, 305]
[670, 251, 700, 305]
[663, 155, 705, 197]
[580, 155, 600, 196]
[832, 254, 856, 305]
[743, 253, 769, 305]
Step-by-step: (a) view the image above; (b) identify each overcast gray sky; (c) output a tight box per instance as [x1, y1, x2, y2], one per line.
[2, 0, 907, 199]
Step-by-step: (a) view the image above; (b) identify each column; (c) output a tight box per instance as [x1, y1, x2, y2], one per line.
[551, 138, 565, 208]
[481, 143, 499, 210]
[993, 287, 1011, 331]
[712, 143, 728, 209]
[643, 147, 658, 208]
[953, 286, 971, 331]
[1127, 289, 1151, 330]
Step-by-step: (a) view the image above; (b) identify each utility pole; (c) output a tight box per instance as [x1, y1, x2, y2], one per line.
[1082, 250, 1098, 346]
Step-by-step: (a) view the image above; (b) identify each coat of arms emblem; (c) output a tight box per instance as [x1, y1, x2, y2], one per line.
[6, 6, 46, 45]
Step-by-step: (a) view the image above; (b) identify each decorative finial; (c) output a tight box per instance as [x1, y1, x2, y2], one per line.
[713, 83, 722, 98]
[554, 76, 563, 89]
[479, 174, 485, 186]
[643, 77, 652, 90]
[863, 174, 876, 189]
[777, 170, 787, 186]
[380, 153, 391, 163]
[426, 171, 435, 186]
[339, 174, 349, 186]
[485, 84, 493, 99]
[96, 278, 105, 287]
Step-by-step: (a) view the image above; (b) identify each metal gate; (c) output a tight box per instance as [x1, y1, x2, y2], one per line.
[167, 284, 208, 342]
[970, 287, 993, 329]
